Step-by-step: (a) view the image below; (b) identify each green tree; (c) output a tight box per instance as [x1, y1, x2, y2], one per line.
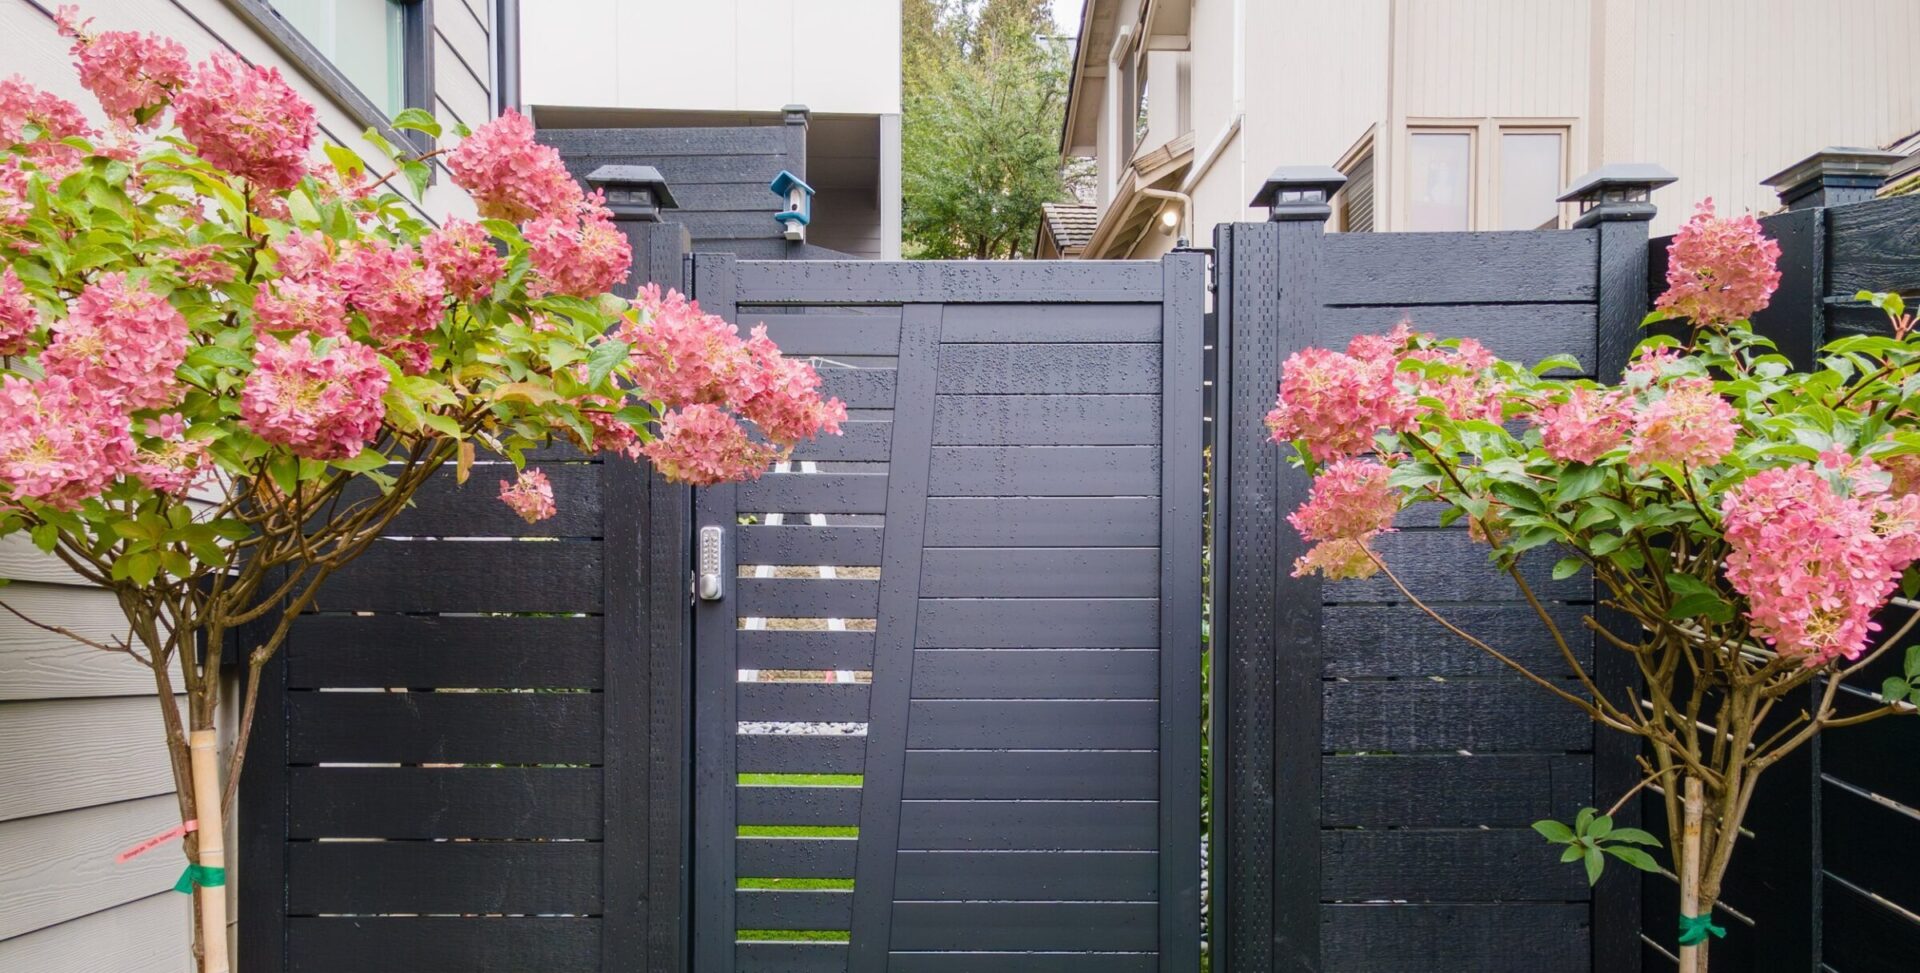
[902, 0, 1073, 259]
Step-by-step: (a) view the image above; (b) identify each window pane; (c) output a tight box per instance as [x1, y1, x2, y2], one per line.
[1408, 132, 1471, 231]
[274, 1, 408, 114]
[1500, 132, 1563, 231]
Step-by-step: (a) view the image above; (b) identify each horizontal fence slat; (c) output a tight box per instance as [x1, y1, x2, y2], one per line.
[1321, 755, 1591, 827]
[286, 615, 602, 689]
[905, 700, 1158, 749]
[1820, 690, 1920, 811]
[737, 578, 880, 618]
[287, 767, 600, 839]
[910, 649, 1159, 700]
[938, 303, 1161, 342]
[738, 683, 872, 723]
[287, 918, 599, 973]
[737, 786, 862, 827]
[736, 631, 877, 670]
[1320, 230, 1598, 304]
[1326, 530, 1588, 604]
[738, 474, 889, 514]
[890, 901, 1157, 952]
[342, 463, 603, 538]
[736, 837, 859, 878]
[892, 850, 1157, 901]
[1322, 604, 1590, 678]
[737, 526, 884, 566]
[1320, 903, 1590, 973]
[816, 367, 896, 409]
[888, 953, 1154, 972]
[1821, 874, 1920, 970]
[742, 313, 902, 356]
[735, 889, 853, 931]
[936, 344, 1160, 395]
[1826, 194, 1920, 297]
[898, 800, 1157, 851]
[919, 548, 1158, 598]
[738, 734, 868, 774]
[916, 598, 1158, 648]
[924, 498, 1159, 547]
[539, 124, 786, 156]
[734, 260, 1163, 303]
[902, 751, 1157, 800]
[1821, 780, 1920, 916]
[1322, 829, 1592, 901]
[932, 394, 1160, 446]
[315, 541, 602, 613]
[736, 942, 849, 973]
[791, 421, 892, 462]
[1317, 304, 1596, 376]
[286, 692, 601, 764]
[1323, 680, 1590, 753]
[928, 446, 1159, 497]
[287, 843, 601, 915]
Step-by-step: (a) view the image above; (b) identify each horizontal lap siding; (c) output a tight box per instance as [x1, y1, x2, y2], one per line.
[1310, 229, 1602, 970]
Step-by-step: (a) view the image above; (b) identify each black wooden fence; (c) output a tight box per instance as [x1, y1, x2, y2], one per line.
[1210, 204, 1652, 973]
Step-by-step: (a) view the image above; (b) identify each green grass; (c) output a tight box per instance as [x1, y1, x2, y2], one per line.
[737, 877, 853, 890]
[736, 930, 850, 942]
[738, 773, 862, 787]
[738, 825, 858, 838]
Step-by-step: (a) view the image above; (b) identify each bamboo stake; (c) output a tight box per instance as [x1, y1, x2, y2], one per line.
[1679, 775, 1706, 973]
[189, 729, 231, 973]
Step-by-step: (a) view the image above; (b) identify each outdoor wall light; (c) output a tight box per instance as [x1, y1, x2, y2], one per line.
[1557, 163, 1677, 228]
[1250, 165, 1348, 222]
[770, 169, 814, 242]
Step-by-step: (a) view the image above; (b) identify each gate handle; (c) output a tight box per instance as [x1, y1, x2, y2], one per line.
[697, 525, 726, 601]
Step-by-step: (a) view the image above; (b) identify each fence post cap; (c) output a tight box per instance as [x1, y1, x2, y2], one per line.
[1559, 163, 1675, 228]
[1251, 166, 1346, 222]
[587, 164, 679, 222]
[1762, 147, 1905, 210]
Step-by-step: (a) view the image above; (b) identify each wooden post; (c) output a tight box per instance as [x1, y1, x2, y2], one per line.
[1679, 776, 1706, 973]
[191, 728, 230, 973]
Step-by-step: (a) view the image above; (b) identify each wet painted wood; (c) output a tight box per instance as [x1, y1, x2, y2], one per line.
[1826, 194, 1920, 297]
[927, 446, 1158, 497]
[901, 750, 1157, 801]
[909, 649, 1158, 699]
[922, 497, 1160, 547]
[737, 734, 868, 775]
[287, 767, 601, 839]
[737, 786, 862, 827]
[890, 901, 1157, 951]
[738, 473, 889, 514]
[1321, 755, 1592, 827]
[905, 700, 1158, 749]
[889, 953, 1154, 972]
[735, 890, 854, 931]
[1320, 904, 1590, 973]
[897, 800, 1157, 851]
[736, 837, 859, 879]
[932, 395, 1160, 446]
[918, 547, 1158, 598]
[737, 525, 884, 566]
[1323, 679, 1591, 752]
[1819, 876, 1920, 970]
[1317, 303, 1596, 375]
[286, 691, 601, 763]
[936, 344, 1160, 395]
[1320, 603, 1591, 678]
[314, 540, 602, 613]
[791, 420, 893, 462]
[737, 577, 880, 617]
[915, 598, 1158, 648]
[734, 260, 1163, 304]
[1321, 829, 1592, 901]
[287, 842, 601, 914]
[286, 615, 602, 688]
[746, 312, 903, 355]
[285, 918, 599, 973]
[891, 850, 1157, 900]
[736, 942, 850, 973]
[341, 462, 604, 537]
[738, 682, 872, 723]
[1324, 529, 1590, 603]
[1321, 230, 1599, 304]
[817, 367, 897, 409]
[735, 631, 876, 670]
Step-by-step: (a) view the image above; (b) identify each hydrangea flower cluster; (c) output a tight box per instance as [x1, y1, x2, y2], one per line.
[0, 75, 96, 175]
[173, 52, 316, 190]
[55, 5, 189, 129]
[642, 403, 786, 487]
[446, 108, 583, 221]
[1625, 378, 1738, 468]
[524, 193, 630, 298]
[1285, 458, 1398, 579]
[0, 267, 39, 355]
[240, 334, 391, 461]
[1529, 386, 1631, 464]
[1723, 454, 1920, 662]
[422, 219, 506, 301]
[40, 273, 188, 410]
[339, 239, 446, 340]
[0, 373, 135, 510]
[1266, 322, 1500, 462]
[499, 468, 557, 524]
[1656, 198, 1782, 327]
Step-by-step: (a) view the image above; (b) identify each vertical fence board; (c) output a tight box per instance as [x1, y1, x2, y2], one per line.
[1159, 252, 1206, 973]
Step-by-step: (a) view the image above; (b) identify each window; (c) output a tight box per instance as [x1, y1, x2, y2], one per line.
[1335, 136, 1375, 234]
[1498, 131, 1565, 230]
[1407, 130, 1471, 231]
[273, 1, 415, 114]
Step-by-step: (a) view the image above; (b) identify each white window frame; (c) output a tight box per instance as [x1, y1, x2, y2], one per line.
[1396, 117, 1577, 231]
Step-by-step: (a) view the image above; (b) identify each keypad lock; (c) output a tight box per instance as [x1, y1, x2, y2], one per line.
[697, 525, 725, 601]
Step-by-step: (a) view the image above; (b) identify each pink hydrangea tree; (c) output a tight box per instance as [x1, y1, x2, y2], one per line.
[0, 10, 842, 972]
[1272, 199, 1917, 971]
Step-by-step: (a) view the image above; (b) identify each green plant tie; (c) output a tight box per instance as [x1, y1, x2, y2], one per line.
[1677, 913, 1725, 946]
[173, 864, 226, 894]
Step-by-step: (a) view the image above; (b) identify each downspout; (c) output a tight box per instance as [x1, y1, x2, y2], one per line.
[1102, 24, 1136, 208]
[1232, 0, 1247, 218]
[496, 0, 522, 113]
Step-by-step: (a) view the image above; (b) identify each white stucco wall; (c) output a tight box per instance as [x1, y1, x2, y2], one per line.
[522, 0, 901, 116]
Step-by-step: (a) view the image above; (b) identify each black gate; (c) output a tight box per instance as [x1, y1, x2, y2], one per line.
[688, 254, 1206, 972]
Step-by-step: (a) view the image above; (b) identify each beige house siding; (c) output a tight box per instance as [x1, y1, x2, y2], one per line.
[1067, 0, 1920, 255]
[0, 1, 496, 967]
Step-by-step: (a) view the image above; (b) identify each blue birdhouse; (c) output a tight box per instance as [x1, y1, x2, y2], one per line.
[770, 169, 814, 242]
